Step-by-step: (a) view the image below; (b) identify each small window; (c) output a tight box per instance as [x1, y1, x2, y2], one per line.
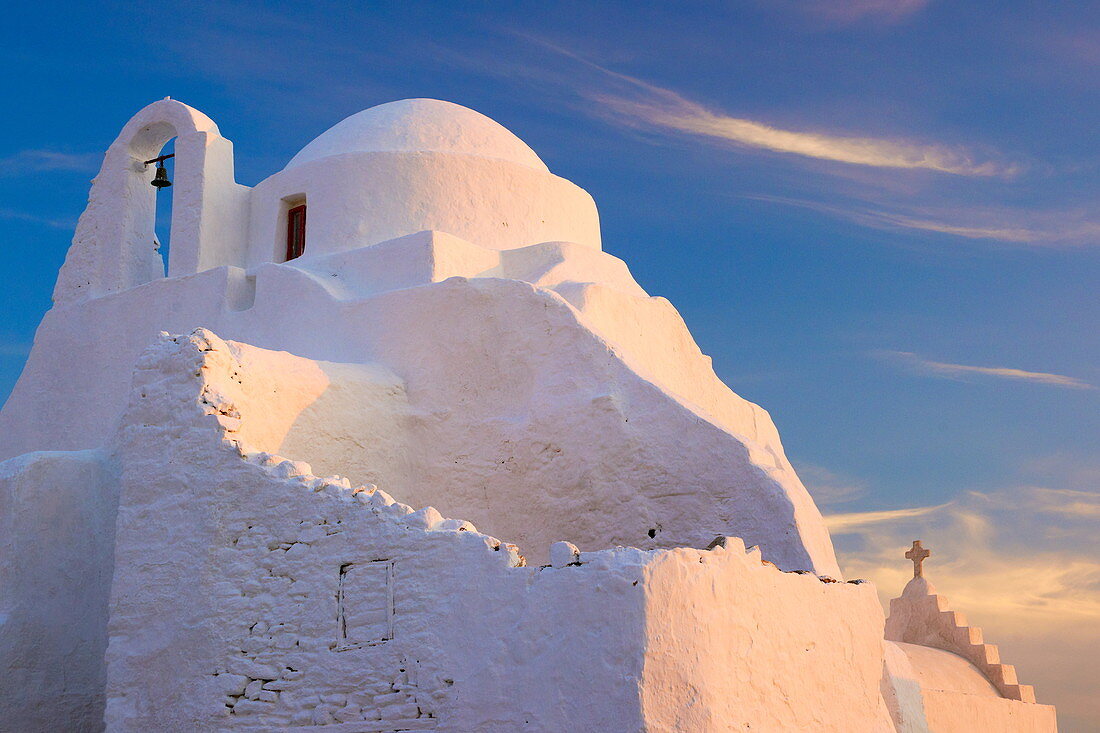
[285, 203, 307, 261]
[335, 560, 394, 651]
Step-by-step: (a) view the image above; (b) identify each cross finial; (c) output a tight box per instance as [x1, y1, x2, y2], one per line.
[905, 540, 931, 578]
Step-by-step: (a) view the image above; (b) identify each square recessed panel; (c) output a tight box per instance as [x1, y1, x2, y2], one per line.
[337, 560, 393, 649]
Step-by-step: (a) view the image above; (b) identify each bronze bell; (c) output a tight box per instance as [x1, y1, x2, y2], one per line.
[150, 162, 172, 188]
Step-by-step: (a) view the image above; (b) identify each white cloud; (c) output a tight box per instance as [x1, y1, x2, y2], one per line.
[0, 150, 99, 177]
[879, 350, 1095, 390]
[785, 0, 932, 26]
[0, 207, 74, 230]
[866, 213, 1051, 242]
[795, 462, 870, 506]
[744, 194, 1100, 247]
[864, 209, 1100, 245]
[0, 341, 31, 357]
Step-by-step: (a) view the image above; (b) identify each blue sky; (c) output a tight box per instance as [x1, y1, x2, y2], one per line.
[1, 1, 1097, 727]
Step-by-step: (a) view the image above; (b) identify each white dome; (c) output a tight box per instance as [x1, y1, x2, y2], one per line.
[286, 99, 549, 172]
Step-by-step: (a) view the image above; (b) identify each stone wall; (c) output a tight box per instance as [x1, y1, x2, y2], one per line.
[102, 330, 892, 731]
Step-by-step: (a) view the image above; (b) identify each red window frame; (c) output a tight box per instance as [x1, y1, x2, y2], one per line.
[286, 204, 307, 261]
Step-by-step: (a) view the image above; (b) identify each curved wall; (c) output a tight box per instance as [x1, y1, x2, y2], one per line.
[246, 151, 601, 266]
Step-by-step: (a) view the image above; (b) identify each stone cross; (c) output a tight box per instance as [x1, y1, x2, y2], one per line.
[905, 540, 930, 578]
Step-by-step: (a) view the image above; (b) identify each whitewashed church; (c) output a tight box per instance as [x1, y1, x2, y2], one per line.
[0, 98, 1057, 731]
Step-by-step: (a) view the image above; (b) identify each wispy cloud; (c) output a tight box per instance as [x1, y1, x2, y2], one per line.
[1043, 28, 1100, 69]
[0, 341, 31, 357]
[825, 502, 949, 531]
[0, 150, 99, 177]
[503, 36, 1100, 251]
[864, 211, 1100, 243]
[529, 39, 1012, 177]
[879, 350, 1096, 390]
[860, 207, 1100, 245]
[796, 462, 869, 506]
[830, 486, 1100, 623]
[1027, 488, 1100, 518]
[745, 194, 1100, 246]
[0, 207, 74, 230]
[597, 93, 1007, 176]
[767, 0, 932, 27]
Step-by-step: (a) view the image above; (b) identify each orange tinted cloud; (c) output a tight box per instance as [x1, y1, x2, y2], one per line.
[826, 486, 1100, 728]
[528, 38, 1012, 177]
[825, 502, 948, 531]
[880, 351, 1096, 390]
[595, 92, 1009, 176]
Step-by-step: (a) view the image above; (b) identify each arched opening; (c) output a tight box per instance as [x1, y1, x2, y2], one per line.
[123, 118, 183, 284]
[151, 138, 176, 275]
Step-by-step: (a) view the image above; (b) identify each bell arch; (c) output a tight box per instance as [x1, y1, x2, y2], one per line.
[53, 98, 250, 304]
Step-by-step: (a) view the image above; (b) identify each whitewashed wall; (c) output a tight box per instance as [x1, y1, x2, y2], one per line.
[103, 330, 890, 731]
[1, 231, 839, 575]
[0, 450, 114, 731]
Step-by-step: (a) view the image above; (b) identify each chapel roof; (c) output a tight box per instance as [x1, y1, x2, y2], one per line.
[285, 98, 549, 172]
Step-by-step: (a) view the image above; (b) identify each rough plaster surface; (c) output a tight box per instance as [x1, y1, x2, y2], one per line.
[247, 149, 602, 263]
[639, 541, 892, 732]
[886, 577, 1040, 701]
[286, 98, 550, 172]
[2, 231, 838, 576]
[917, 689, 1058, 733]
[0, 97, 1058, 732]
[52, 98, 249, 302]
[0, 450, 115, 732]
[104, 330, 893, 732]
[6, 98, 835, 575]
[884, 642, 1057, 733]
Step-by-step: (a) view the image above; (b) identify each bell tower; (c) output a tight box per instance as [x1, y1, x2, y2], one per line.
[52, 98, 251, 304]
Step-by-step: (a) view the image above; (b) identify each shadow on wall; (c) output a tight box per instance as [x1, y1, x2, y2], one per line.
[215, 345, 415, 498]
